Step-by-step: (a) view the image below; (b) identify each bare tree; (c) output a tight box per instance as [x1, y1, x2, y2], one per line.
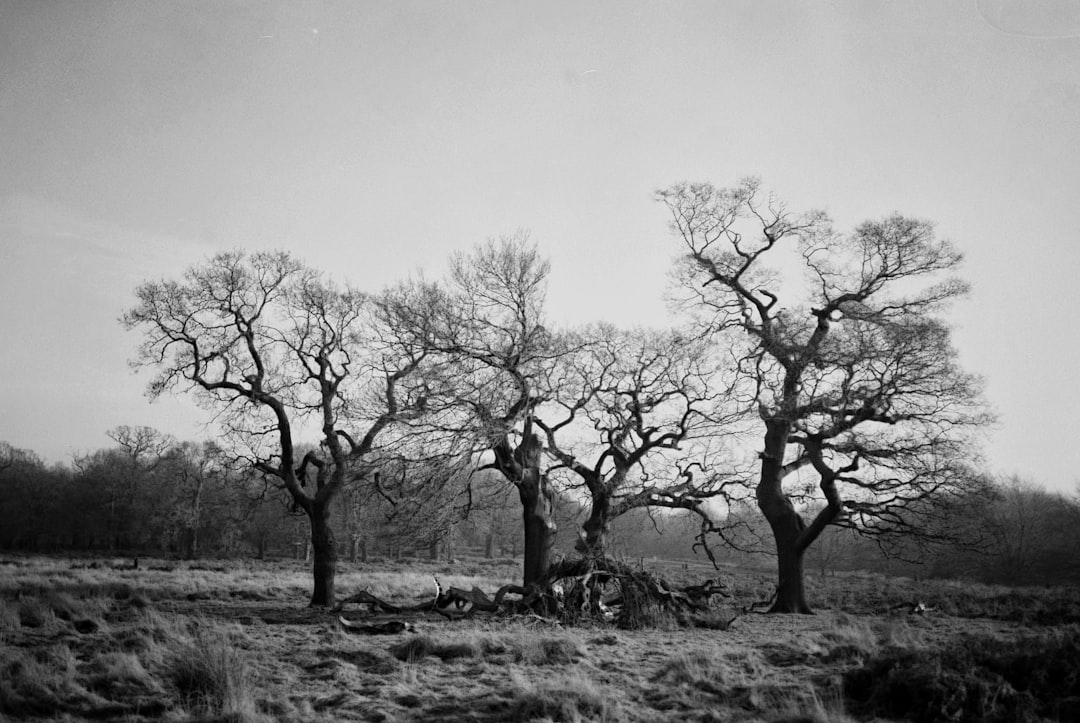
[982, 476, 1080, 585]
[356, 455, 474, 560]
[658, 178, 990, 612]
[0, 443, 55, 550]
[457, 468, 519, 558]
[122, 251, 440, 606]
[430, 233, 561, 585]
[106, 425, 173, 551]
[427, 239, 752, 576]
[536, 324, 750, 557]
[159, 440, 233, 559]
[0, 442, 16, 473]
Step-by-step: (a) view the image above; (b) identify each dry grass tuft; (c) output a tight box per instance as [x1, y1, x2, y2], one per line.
[381, 665, 424, 711]
[0, 599, 20, 635]
[650, 647, 832, 717]
[878, 617, 926, 648]
[389, 633, 483, 662]
[16, 597, 57, 629]
[389, 634, 438, 663]
[128, 590, 151, 608]
[655, 648, 769, 693]
[43, 590, 81, 620]
[431, 639, 485, 660]
[112, 609, 192, 670]
[167, 626, 267, 722]
[316, 644, 401, 674]
[0, 643, 100, 717]
[506, 671, 623, 722]
[386, 625, 586, 667]
[815, 613, 879, 663]
[510, 631, 587, 665]
[85, 650, 164, 700]
[688, 607, 740, 630]
[768, 689, 855, 723]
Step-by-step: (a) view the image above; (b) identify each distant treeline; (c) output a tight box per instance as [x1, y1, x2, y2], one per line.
[2, 435, 1078, 588]
[604, 477, 1080, 588]
[0, 432, 583, 564]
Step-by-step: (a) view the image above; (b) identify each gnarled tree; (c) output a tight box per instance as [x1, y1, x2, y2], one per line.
[659, 178, 990, 612]
[122, 251, 438, 606]
[536, 324, 749, 558]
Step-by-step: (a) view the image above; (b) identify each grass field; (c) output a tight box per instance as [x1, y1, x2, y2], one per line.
[2, 554, 1078, 722]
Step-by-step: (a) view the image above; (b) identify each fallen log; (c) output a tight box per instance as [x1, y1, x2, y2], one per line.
[338, 616, 415, 634]
[889, 600, 933, 615]
[331, 590, 403, 614]
[433, 581, 498, 620]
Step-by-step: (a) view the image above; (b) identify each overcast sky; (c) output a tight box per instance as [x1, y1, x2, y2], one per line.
[1, 1, 1078, 492]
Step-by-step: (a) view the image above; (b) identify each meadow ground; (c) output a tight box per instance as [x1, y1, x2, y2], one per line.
[2, 554, 1079, 722]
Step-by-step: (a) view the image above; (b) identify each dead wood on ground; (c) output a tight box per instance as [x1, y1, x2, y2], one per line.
[333, 558, 735, 629]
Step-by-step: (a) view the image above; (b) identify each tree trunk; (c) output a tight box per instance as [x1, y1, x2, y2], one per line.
[519, 467, 557, 586]
[429, 538, 440, 561]
[484, 531, 495, 559]
[771, 527, 811, 613]
[188, 479, 203, 560]
[184, 527, 198, 560]
[576, 492, 611, 557]
[309, 503, 337, 607]
[108, 496, 118, 552]
[757, 419, 813, 614]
